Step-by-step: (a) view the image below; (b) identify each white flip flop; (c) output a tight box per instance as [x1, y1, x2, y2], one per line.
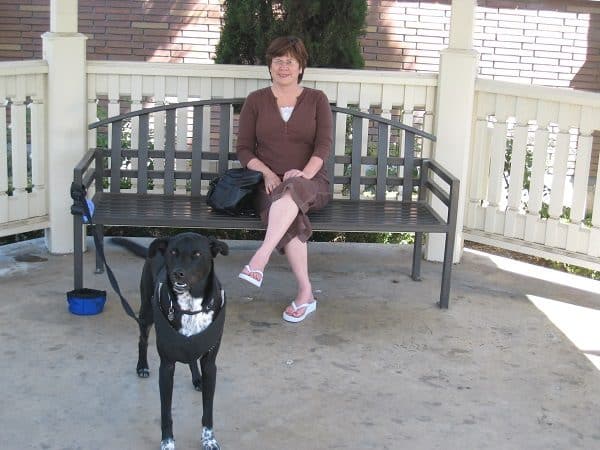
[238, 265, 263, 288]
[282, 300, 317, 323]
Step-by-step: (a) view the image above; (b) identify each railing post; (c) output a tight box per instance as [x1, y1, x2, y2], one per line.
[426, 0, 478, 263]
[42, 0, 87, 253]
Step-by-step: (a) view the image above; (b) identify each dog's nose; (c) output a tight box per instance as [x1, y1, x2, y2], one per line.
[173, 269, 185, 280]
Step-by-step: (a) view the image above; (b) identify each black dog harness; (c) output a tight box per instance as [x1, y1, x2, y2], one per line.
[152, 271, 226, 363]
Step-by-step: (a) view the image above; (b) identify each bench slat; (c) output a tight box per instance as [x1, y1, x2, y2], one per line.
[218, 105, 230, 174]
[110, 119, 122, 193]
[164, 109, 176, 194]
[351, 116, 362, 200]
[191, 105, 204, 196]
[403, 131, 415, 202]
[327, 110, 336, 196]
[138, 114, 149, 194]
[376, 123, 389, 201]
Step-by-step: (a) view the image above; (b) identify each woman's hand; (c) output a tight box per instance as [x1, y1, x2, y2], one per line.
[246, 158, 281, 195]
[264, 171, 282, 194]
[283, 169, 306, 181]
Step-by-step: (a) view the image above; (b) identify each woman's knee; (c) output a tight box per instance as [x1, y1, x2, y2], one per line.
[273, 190, 296, 208]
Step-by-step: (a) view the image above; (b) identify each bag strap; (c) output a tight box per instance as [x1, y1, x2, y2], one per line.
[71, 183, 141, 325]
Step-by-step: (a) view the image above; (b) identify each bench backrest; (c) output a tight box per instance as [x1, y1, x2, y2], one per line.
[87, 98, 437, 202]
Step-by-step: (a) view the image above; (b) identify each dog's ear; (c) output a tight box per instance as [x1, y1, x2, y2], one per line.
[209, 237, 229, 257]
[148, 237, 169, 258]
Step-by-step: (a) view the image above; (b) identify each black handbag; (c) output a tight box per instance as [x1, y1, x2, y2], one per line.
[206, 168, 263, 216]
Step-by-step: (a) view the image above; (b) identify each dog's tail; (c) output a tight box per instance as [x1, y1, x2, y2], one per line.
[110, 237, 148, 259]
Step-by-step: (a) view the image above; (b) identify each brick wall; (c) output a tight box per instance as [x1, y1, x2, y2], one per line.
[363, 0, 450, 71]
[0, 0, 223, 63]
[363, 0, 600, 91]
[0, 1, 48, 59]
[82, 0, 223, 63]
[0, 0, 599, 91]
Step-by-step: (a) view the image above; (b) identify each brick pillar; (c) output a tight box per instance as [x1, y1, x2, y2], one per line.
[43, 0, 87, 253]
[425, 0, 478, 263]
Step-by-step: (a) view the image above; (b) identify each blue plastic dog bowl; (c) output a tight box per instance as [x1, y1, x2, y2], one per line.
[67, 288, 107, 315]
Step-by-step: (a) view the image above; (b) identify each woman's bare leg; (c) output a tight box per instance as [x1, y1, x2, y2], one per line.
[241, 191, 298, 283]
[282, 237, 315, 318]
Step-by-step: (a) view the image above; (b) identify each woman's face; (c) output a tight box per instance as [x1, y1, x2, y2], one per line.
[269, 53, 303, 86]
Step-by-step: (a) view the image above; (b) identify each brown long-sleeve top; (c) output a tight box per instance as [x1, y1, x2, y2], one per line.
[236, 87, 333, 181]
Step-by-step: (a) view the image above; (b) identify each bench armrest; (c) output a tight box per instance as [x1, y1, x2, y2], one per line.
[73, 148, 98, 188]
[422, 159, 460, 228]
[423, 159, 457, 185]
[421, 159, 459, 207]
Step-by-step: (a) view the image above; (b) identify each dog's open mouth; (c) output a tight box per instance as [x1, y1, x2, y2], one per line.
[172, 281, 189, 293]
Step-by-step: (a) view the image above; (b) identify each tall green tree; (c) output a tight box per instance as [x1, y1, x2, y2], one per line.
[215, 0, 280, 65]
[281, 0, 367, 68]
[215, 0, 367, 69]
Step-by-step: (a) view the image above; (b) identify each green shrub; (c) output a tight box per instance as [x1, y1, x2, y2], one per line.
[216, 0, 367, 69]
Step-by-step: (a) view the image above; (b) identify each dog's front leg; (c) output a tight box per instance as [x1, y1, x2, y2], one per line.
[137, 273, 154, 378]
[199, 345, 221, 450]
[136, 318, 152, 378]
[159, 358, 176, 449]
[189, 360, 202, 391]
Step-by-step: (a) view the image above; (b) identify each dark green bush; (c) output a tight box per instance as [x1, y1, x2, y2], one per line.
[216, 0, 367, 69]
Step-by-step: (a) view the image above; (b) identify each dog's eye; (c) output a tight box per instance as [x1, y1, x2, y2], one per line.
[170, 249, 178, 256]
[192, 251, 202, 258]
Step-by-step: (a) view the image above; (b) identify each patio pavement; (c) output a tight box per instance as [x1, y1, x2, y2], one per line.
[1, 236, 599, 450]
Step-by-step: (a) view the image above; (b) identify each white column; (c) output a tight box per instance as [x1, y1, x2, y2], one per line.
[425, 0, 478, 263]
[43, 0, 87, 253]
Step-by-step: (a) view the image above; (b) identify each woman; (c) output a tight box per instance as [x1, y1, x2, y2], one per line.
[236, 36, 333, 323]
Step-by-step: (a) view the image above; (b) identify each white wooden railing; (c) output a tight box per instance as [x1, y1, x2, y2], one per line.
[2, 59, 600, 272]
[0, 60, 48, 237]
[465, 79, 600, 271]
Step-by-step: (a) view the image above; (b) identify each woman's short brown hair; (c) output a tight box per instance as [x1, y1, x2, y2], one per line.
[266, 36, 308, 83]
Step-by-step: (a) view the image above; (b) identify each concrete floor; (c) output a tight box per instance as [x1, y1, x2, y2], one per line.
[1, 237, 599, 450]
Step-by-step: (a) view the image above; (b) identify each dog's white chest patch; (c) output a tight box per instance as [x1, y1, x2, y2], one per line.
[176, 292, 214, 337]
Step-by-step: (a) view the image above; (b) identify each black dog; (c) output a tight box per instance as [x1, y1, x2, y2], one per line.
[112, 233, 228, 450]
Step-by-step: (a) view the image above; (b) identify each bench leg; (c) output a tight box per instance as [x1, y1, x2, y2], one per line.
[411, 232, 423, 281]
[73, 216, 84, 290]
[439, 232, 455, 309]
[94, 224, 105, 274]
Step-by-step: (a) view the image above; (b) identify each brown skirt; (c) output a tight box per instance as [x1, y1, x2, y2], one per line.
[255, 176, 331, 251]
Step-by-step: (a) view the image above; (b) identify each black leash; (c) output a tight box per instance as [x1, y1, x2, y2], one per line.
[70, 183, 141, 325]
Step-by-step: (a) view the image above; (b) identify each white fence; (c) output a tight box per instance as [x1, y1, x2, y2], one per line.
[0, 60, 48, 237]
[465, 79, 600, 271]
[1, 59, 600, 271]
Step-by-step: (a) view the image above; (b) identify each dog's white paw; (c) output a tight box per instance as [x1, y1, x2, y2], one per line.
[201, 427, 220, 450]
[161, 437, 175, 450]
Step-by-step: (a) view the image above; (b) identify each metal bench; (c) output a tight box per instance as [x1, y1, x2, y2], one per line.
[72, 99, 459, 308]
